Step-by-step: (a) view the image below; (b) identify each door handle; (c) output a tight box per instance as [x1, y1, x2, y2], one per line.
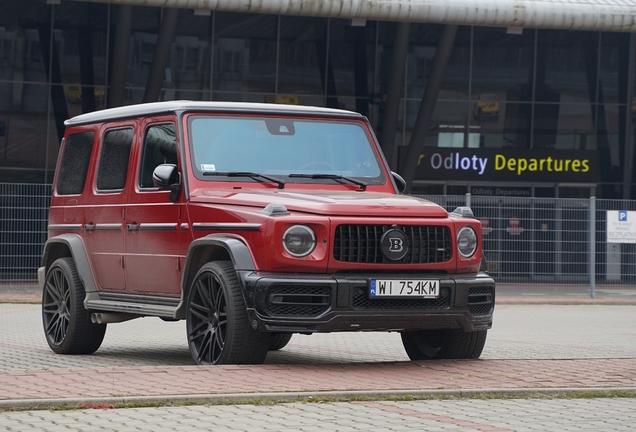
[84, 223, 95, 231]
[126, 223, 140, 231]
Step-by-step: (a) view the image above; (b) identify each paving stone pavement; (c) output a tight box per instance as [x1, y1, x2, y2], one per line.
[2, 398, 636, 431]
[0, 303, 635, 403]
[1, 301, 635, 430]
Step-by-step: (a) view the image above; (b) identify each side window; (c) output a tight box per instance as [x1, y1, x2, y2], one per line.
[57, 131, 95, 195]
[139, 123, 177, 189]
[96, 127, 134, 192]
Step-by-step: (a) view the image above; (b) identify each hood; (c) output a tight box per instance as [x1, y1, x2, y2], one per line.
[189, 188, 449, 218]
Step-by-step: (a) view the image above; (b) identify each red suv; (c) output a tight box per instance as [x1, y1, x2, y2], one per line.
[39, 101, 494, 365]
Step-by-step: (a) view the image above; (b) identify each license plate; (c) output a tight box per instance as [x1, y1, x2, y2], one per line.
[369, 279, 439, 298]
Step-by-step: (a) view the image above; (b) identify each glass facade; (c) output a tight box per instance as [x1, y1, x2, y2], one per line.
[0, 1, 634, 197]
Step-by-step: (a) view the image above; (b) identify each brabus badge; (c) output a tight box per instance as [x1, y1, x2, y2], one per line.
[381, 229, 408, 261]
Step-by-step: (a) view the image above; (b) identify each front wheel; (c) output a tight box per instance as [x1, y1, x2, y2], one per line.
[268, 333, 293, 351]
[41, 257, 106, 354]
[401, 329, 487, 360]
[186, 261, 270, 365]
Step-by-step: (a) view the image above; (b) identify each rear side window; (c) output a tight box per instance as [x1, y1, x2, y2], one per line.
[57, 131, 95, 195]
[96, 127, 133, 191]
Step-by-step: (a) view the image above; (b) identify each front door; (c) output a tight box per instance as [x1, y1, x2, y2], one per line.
[124, 120, 183, 296]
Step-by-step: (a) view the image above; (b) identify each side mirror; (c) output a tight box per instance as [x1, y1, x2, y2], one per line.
[391, 171, 406, 194]
[152, 164, 181, 201]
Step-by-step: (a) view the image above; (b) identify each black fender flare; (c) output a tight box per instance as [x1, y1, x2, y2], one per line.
[479, 255, 488, 273]
[176, 235, 256, 319]
[40, 234, 98, 294]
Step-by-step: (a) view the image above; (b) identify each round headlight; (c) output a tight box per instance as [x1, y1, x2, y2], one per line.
[457, 226, 477, 258]
[283, 225, 316, 257]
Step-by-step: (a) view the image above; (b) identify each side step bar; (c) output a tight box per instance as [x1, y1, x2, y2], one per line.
[84, 292, 181, 320]
[85, 299, 178, 319]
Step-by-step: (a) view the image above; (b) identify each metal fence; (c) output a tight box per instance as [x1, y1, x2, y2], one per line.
[0, 183, 51, 284]
[0, 183, 634, 296]
[419, 194, 636, 296]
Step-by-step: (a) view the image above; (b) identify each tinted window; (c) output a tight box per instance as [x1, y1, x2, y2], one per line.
[96, 128, 133, 191]
[57, 131, 95, 195]
[139, 123, 177, 188]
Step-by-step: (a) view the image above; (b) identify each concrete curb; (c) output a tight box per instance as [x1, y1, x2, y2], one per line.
[2, 387, 635, 411]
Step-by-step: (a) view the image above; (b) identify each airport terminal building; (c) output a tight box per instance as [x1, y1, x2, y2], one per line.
[1, 0, 636, 198]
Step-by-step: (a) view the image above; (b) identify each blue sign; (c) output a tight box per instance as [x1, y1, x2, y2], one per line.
[619, 211, 628, 222]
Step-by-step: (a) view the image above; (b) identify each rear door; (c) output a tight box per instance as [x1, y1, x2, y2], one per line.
[83, 124, 135, 291]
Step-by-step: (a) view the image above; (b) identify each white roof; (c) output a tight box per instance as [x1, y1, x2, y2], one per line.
[77, 0, 636, 32]
[64, 101, 362, 126]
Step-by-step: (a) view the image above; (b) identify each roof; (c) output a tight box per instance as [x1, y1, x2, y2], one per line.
[75, 0, 636, 33]
[64, 101, 364, 127]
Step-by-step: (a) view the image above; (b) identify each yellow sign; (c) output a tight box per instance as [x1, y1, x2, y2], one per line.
[494, 154, 590, 176]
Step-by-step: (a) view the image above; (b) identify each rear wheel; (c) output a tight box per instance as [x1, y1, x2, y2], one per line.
[41, 257, 106, 354]
[186, 261, 270, 365]
[268, 333, 293, 351]
[401, 329, 487, 360]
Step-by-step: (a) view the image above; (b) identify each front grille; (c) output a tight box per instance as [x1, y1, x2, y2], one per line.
[266, 285, 331, 317]
[468, 286, 494, 315]
[333, 225, 451, 264]
[352, 287, 450, 310]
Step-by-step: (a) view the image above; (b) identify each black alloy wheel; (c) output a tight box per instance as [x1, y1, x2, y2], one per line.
[186, 261, 269, 365]
[42, 257, 106, 354]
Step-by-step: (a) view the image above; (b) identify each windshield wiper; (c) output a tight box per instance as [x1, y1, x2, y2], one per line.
[203, 171, 285, 189]
[289, 173, 367, 190]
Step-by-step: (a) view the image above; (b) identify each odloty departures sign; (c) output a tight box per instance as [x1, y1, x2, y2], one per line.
[400, 147, 600, 183]
[607, 210, 636, 243]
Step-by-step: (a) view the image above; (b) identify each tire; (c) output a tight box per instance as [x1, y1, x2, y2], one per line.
[401, 329, 487, 360]
[269, 333, 292, 351]
[186, 261, 270, 365]
[41, 257, 106, 354]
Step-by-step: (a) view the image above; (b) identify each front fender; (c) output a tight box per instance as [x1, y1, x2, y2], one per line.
[176, 235, 256, 319]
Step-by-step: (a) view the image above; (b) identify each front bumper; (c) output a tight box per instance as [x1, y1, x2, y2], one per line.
[240, 271, 495, 333]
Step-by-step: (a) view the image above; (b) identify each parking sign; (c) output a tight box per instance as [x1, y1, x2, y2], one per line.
[607, 210, 636, 243]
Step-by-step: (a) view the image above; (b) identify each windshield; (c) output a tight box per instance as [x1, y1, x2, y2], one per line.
[188, 116, 383, 183]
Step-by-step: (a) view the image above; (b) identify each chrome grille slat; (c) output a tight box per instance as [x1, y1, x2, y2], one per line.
[425, 226, 430, 262]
